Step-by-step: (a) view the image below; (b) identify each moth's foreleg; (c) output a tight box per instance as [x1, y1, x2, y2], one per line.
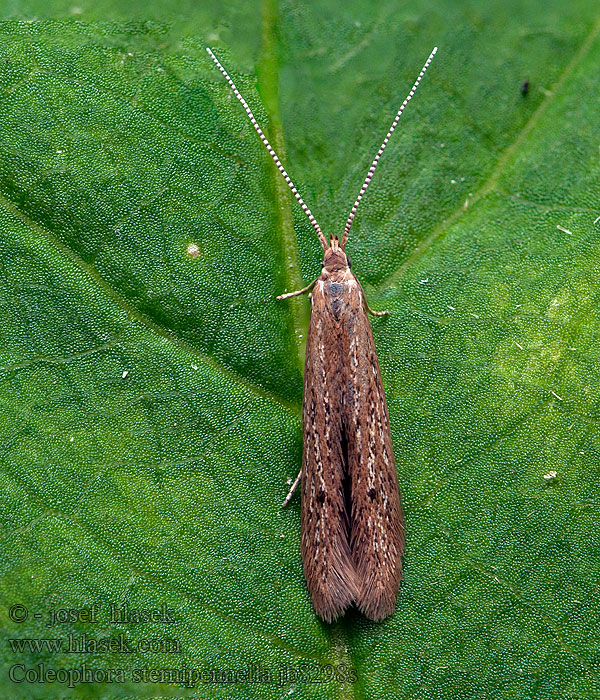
[276, 277, 318, 301]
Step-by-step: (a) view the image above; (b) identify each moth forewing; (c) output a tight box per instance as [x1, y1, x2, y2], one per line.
[301, 248, 403, 621]
[207, 47, 437, 621]
[301, 272, 361, 620]
[344, 277, 403, 619]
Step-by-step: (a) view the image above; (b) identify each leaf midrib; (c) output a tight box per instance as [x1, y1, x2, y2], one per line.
[258, 2, 360, 696]
[257, 0, 311, 373]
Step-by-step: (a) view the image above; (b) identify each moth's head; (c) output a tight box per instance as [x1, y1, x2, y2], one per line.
[322, 235, 351, 273]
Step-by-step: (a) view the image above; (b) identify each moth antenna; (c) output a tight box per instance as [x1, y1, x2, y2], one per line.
[207, 48, 329, 251]
[340, 46, 438, 250]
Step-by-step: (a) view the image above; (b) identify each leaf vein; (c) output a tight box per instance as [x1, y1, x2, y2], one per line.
[378, 17, 600, 292]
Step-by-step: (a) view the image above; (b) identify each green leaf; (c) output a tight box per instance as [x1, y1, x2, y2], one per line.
[1, 2, 600, 699]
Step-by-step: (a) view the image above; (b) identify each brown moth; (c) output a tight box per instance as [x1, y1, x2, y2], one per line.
[207, 46, 437, 621]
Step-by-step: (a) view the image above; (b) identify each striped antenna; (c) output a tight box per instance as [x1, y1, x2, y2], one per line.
[340, 46, 438, 250]
[207, 48, 329, 251]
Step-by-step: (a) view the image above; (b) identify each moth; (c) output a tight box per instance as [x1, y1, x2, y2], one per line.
[207, 46, 437, 621]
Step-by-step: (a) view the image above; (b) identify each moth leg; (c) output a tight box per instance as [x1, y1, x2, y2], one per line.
[364, 297, 390, 316]
[282, 469, 302, 507]
[367, 306, 389, 316]
[276, 277, 318, 301]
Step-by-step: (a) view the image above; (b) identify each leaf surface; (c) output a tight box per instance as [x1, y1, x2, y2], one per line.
[1, 3, 600, 699]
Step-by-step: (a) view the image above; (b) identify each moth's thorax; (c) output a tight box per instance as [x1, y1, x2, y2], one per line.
[315, 265, 358, 320]
[319, 266, 354, 285]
